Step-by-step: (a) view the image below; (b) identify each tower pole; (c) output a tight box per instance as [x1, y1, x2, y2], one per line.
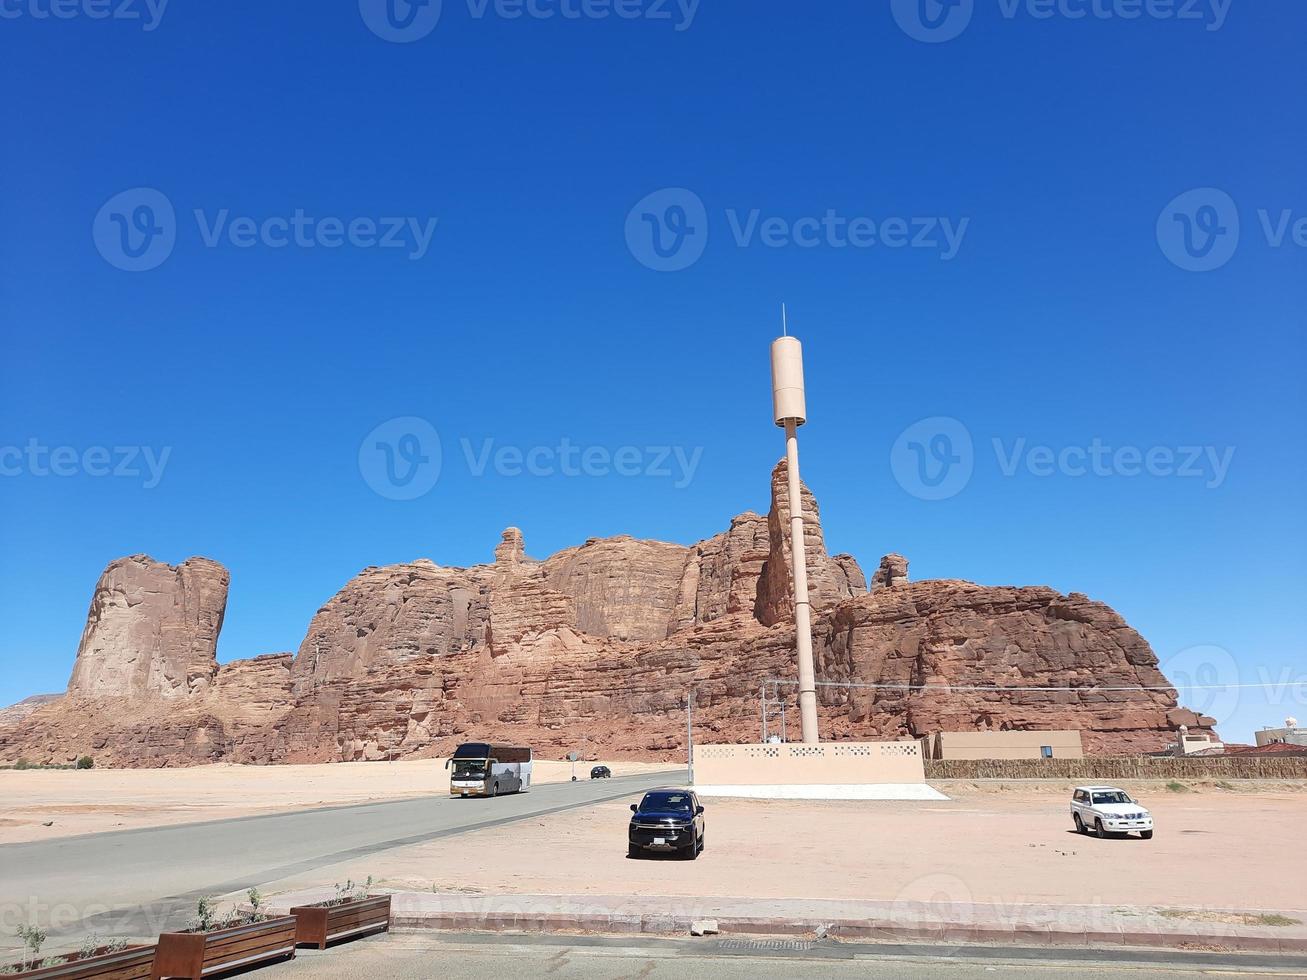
[770, 327, 820, 744]
[785, 418, 819, 743]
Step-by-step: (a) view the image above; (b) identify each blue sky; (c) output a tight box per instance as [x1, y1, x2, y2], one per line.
[1, 1, 1303, 744]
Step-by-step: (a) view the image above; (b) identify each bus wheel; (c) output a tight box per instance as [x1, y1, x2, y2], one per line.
[491, 782, 499, 797]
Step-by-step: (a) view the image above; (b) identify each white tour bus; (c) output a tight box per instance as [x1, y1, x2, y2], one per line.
[446, 742, 532, 797]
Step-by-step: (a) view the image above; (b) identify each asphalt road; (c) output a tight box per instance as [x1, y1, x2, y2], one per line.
[273, 933, 1307, 978]
[0, 771, 675, 944]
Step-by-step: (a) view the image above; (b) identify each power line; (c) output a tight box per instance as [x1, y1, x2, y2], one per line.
[765, 678, 1307, 693]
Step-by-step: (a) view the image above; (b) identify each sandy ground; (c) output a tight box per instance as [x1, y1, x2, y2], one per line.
[258, 780, 1307, 913]
[0, 759, 670, 843]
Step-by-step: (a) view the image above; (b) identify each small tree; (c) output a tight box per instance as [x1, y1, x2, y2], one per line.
[16, 923, 47, 971]
[187, 896, 220, 933]
[76, 755, 95, 770]
[247, 887, 265, 922]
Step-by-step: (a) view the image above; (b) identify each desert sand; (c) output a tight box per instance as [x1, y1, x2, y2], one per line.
[0, 758, 671, 844]
[253, 780, 1307, 912]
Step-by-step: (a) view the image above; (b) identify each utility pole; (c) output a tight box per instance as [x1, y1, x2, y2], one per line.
[760, 684, 767, 742]
[686, 690, 695, 785]
[771, 328, 819, 743]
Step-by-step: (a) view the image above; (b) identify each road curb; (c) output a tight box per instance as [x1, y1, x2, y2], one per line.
[388, 911, 1307, 954]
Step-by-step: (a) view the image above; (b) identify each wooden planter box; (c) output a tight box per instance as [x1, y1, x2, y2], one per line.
[150, 917, 296, 980]
[3, 945, 156, 980]
[288, 895, 392, 949]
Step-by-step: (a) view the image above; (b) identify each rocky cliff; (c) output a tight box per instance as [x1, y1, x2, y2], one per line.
[0, 463, 1213, 767]
[67, 555, 229, 699]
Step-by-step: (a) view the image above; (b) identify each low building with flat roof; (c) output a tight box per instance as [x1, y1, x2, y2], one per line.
[1255, 721, 1306, 748]
[929, 730, 1083, 760]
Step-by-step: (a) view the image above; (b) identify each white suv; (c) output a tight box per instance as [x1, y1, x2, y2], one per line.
[1071, 785, 1154, 839]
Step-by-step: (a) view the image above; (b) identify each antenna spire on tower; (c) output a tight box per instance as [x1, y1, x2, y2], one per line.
[781, 302, 788, 336]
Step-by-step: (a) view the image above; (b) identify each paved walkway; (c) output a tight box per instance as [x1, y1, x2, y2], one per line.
[267, 889, 1307, 954]
[270, 932, 1307, 978]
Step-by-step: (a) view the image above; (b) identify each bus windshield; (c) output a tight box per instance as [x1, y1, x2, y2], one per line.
[453, 760, 487, 778]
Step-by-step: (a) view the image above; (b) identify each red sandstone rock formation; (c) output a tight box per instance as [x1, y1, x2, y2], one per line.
[67, 555, 229, 700]
[755, 461, 867, 625]
[0, 465, 1215, 767]
[0, 694, 62, 728]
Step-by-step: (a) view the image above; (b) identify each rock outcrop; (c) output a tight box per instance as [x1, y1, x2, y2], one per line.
[0, 462, 1215, 767]
[67, 555, 228, 700]
[814, 582, 1193, 754]
[755, 460, 867, 625]
[870, 553, 909, 591]
[670, 511, 769, 632]
[0, 694, 63, 728]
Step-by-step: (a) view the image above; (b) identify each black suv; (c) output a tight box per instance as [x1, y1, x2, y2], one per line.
[628, 789, 705, 859]
[590, 765, 611, 779]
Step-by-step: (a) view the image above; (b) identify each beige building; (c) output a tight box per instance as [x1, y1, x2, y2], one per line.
[929, 730, 1084, 760]
[1255, 720, 1306, 748]
[1167, 726, 1224, 756]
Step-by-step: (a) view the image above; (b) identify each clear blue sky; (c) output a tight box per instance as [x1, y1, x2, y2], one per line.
[2, 1, 1303, 744]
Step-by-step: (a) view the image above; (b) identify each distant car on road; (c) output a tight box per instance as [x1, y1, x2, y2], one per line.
[590, 765, 611, 779]
[1071, 785, 1154, 839]
[628, 789, 704, 859]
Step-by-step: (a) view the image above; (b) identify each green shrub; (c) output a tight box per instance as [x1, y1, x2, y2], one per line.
[76, 755, 94, 770]
[1165, 780, 1191, 793]
[14, 758, 33, 771]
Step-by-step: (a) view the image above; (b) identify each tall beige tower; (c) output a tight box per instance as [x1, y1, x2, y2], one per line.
[770, 330, 819, 744]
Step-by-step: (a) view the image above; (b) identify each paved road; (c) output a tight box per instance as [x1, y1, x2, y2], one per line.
[0, 772, 675, 944]
[273, 933, 1307, 978]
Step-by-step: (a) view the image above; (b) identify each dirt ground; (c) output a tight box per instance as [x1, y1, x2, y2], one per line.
[265, 779, 1307, 913]
[0, 758, 668, 843]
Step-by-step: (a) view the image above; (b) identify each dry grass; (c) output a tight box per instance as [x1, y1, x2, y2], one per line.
[1159, 908, 1301, 927]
